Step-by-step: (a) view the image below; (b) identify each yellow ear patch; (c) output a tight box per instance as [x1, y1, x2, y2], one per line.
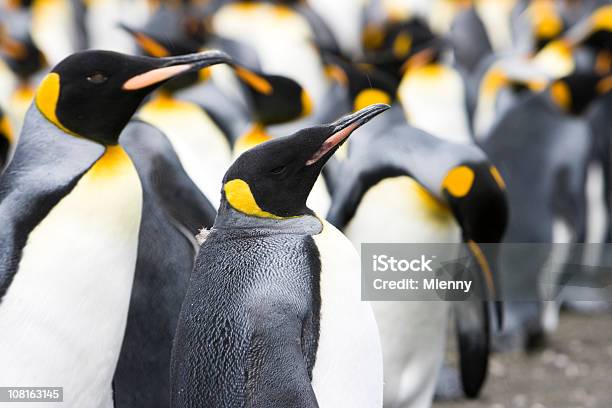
[490, 166, 506, 189]
[35, 72, 74, 135]
[592, 5, 612, 32]
[392, 32, 412, 58]
[528, 0, 562, 39]
[235, 67, 273, 95]
[0, 114, 14, 143]
[442, 165, 475, 197]
[550, 80, 571, 111]
[354, 89, 392, 112]
[224, 178, 285, 219]
[301, 90, 313, 117]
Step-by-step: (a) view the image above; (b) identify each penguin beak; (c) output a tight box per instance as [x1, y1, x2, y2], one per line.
[118, 23, 171, 58]
[122, 50, 232, 90]
[466, 241, 504, 330]
[0, 30, 26, 60]
[306, 104, 390, 166]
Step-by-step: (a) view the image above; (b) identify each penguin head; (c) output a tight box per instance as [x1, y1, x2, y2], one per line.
[221, 104, 390, 219]
[322, 55, 398, 112]
[441, 162, 508, 243]
[568, 5, 611, 53]
[526, 0, 564, 51]
[400, 37, 449, 74]
[5, 0, 33, 9]
[361, 18, 435, 79]
[441, 161, 508, 326]
[34, 49, 232, 145]
[549, 72, 612, 115]
[120, 22, 208, 92]
[0, 30, 46, 80]
[237, 70, 313, 125]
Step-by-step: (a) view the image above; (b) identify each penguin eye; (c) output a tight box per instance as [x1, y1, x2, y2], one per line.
[269, 165, 287, 175]
[86, 72, 108, 84]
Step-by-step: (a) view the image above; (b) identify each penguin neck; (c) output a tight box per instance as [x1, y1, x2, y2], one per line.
[214, 201, 323, 236]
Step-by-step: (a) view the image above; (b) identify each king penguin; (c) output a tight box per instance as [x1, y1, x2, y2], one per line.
[326, 101, 507, 406]
[123, 21, 272, 208]
[0, 48, 232, 407]
[398, 38, 473, 143]
[113, 118, 218, 408]
[170, 104, 389, 408]
[0, 28, 48, 135]
[480, 72, 611, 350]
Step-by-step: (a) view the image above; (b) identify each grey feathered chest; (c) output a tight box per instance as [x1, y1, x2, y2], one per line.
[171, 225, 322, 408]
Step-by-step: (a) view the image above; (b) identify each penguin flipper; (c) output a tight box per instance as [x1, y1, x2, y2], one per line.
[246, 327, 319, 408]
[454, 299, 490, 399]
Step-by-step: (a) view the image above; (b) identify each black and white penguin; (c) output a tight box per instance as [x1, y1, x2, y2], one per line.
[170, 104, 389, 408]
[0, 48, 231, 407]
[0, 27, 48, 134]
[121, 21, 234, 208]
[472, 58, 549, 141]
[113, 119, 217, 408]
[326, 103, 507, 406]
[122, 20, 272, 208]
[212, 1, 330, 108]
[398, 39, 473, 143]
[480, 72, 610, 350]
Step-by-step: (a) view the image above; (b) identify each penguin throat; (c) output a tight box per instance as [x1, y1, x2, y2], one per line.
[214, 200, 322, 236]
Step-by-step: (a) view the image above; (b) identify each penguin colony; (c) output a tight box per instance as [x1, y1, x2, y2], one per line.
[0, 0, 610, 407]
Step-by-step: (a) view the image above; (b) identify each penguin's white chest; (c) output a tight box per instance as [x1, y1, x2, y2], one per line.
[86, 0, 148, 53]
[311, 221, 383, 408]
[31, 0, 76, 65]
[0, 146, 142, 408]
[345, 176, 461, 246]
[138, 97, 233, 208]
[399, 65, 472, 144]
[343, 176, 460, 407]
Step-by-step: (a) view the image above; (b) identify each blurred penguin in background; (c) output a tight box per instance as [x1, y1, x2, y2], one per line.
[0, 25, 48, 135]
[122, 8, 241, 208]
[398, 38, 473, 143]
[325, 58, 507, 407]
[481, 71, 611, 350]
[211, 0, 330, 110]
[83, 0, 148, 52]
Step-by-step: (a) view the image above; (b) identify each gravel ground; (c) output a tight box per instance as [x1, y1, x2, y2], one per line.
[434, 312, 612, 408]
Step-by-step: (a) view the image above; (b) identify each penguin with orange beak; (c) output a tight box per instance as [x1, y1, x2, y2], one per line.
[0, 49, 232, 407]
